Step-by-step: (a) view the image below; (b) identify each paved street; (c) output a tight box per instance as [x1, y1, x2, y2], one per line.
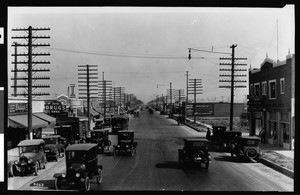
[8, 110, 293, 191]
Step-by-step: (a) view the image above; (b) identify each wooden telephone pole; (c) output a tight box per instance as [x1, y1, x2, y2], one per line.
[11, 26, 50, 139]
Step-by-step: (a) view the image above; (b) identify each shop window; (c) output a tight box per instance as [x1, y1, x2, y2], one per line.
[280, 78, 285, 94]
[269, 80, 276, 99]
[282, 123, 290, 143]
[262, 81, 267, 95]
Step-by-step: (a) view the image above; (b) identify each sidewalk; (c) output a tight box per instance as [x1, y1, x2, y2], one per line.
[170, 115, 294, 179]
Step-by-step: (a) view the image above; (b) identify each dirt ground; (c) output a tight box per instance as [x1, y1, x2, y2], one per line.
[190, 117, 249, 133]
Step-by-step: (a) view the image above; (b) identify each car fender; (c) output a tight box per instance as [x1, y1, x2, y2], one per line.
[53, 173, 64, 178]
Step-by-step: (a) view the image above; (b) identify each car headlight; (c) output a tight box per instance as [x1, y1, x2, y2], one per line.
[76, 173, 80, 177]
[126, 145, 129, 148]
[14, 160, 19, 164]
[28, 159, 33, 164]
[62, 173, 66, 178]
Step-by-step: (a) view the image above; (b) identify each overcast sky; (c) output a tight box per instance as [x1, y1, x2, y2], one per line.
[7, 6, 295, 103]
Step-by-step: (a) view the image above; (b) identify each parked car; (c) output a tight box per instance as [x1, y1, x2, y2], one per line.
[178, 138, 211, 169]
[90, 129, 111, 153]
[218, 131, 242, 151]
[11, 139, 47, 176]
[43, 135, 65, 161]
[114, 130, 137, 156]
[53, 143, 103, 191]
[230, 136, 261, 162]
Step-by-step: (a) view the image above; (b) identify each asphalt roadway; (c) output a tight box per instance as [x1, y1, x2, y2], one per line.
[8, 109, 294, 191]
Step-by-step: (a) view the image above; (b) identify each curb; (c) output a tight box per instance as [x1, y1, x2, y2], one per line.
[259, 157, 294, 179]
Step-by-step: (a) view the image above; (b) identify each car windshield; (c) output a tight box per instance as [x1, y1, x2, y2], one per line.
[91, 132, 104, 137]
[20, 146, 38, 153]
[66, 151, 87, 163]
[119, 133, 132, 140]
[44, 138, 57, 145]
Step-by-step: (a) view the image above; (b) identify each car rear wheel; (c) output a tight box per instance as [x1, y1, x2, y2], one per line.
[34, 163, 39, 176]
[54, 178, 62, 190]
[84, 177, 90, 191]
[11, 164, 18, 177]
[245, 148, 258, 159]
[204, 162, 209, 169]
[96, 168, 103, 184]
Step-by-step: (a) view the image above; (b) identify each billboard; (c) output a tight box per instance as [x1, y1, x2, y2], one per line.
[186, 103, 214, 117]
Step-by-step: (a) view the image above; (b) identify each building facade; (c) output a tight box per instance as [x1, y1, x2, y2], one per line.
[248, 53, 295, 149]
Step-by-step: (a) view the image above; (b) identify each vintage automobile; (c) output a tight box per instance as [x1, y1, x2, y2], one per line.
[11, 139, 47, 176]
[218, 131, 242, 151]
[111, 115, 129, 134]
[114, 130, 138, 156]
[177, 116, 185, 125]
[230, 136, 261, 162]
[178, 138, 211, 169]
[93, 118, 104, 129]
[43, 135, 65, 161]
[90, 129, 111, 153]
[53, 143, 103, 191]
[148, 108, 153, 114]
[133, 111, 140, 117]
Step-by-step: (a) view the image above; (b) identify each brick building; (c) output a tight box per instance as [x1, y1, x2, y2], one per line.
[248, 53, 295, 149]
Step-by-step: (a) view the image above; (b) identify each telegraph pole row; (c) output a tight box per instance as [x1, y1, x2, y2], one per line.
[11, 26, 50, 140]
[188, 78, 203, 123]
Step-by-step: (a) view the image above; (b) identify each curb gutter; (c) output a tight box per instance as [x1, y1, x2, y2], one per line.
[259, 157, 294, 179]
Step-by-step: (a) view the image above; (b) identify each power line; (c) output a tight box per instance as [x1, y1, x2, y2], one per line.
[43, 47, 194, 59]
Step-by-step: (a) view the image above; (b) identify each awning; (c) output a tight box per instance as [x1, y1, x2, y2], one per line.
[33, 112, 56, 125]
[8, 114, 48, 129]
[90, 108, 100, 116]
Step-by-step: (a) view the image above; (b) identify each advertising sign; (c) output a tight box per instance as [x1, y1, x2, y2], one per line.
[186, 103, 214, 116]
[8, 103, 28, 115]
[44, 101, 66, 113]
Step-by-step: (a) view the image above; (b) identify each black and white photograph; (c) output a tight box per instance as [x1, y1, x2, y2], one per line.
[4, 3, 295, 192]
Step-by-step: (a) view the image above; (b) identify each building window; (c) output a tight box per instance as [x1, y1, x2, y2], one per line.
[280, 78, 285, 94]
[254, 83, 260, 96]
[269, 80, 276, 99]
[262, 81, 267, 95]
[250, 84, 253, 95]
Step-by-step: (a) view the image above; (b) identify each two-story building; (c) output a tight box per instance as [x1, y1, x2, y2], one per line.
[248, 53, 295, 149]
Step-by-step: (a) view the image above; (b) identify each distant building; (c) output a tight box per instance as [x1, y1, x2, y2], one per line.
[248, 53, 295, 149]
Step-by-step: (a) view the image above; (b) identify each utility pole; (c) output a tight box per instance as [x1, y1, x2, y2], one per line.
[11, 26, 50, 140]
[219, 44, 247, 131]
[12, 42, 18, 97]
[188, 78, 203, 123]
[78, 64, 98, 137]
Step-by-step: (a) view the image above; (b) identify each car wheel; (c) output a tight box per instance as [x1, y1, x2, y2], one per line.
[130, 148, 134, 156]
[204, 162, 209, 169]
[54, 177, 62, 190]
[34, 163, 39, 176]
[11, 164, 18, 177]
[96, 168, 103, 184]
[245, 148, 258, 159]
[55, 151, 59, 162]
[84, 177, 90, 191]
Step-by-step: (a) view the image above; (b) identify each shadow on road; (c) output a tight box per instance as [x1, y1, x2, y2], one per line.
[155, 161, 179, 169]
[214, 155, 253, 163]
